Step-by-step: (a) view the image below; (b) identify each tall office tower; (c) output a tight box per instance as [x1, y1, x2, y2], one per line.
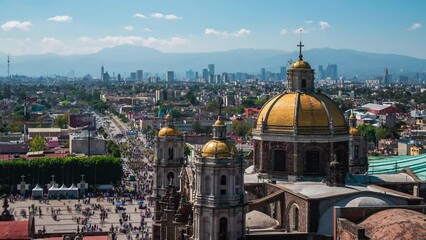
[261, 67, 266, 80]
[194, 71, 199, 80]
[117, 73, 121, 81]
[202, 68, 208, 80]
[136, 70, 144, 81]
[382, 67, 389, 84]
[208, 64, 215, 76]
[103, 72, 110, 82]
[130, 72, 137, 81]
[186, 70, 194, 80]
[318, 65, 325, 80]
[326, 64, 338, 79]
[166, 71, 174, 82]
[101, 65, 104, 81]
[280, 66, 287, 81]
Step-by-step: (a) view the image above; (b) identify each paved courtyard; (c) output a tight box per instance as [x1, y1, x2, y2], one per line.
[8, 197, 153, 240]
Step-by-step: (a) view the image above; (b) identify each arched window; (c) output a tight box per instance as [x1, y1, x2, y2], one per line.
[220, 175, 226, 185]
[219, 217, 228, 240]
[273, 150, 286, 172]
[290, 204, 299, 232]
[301, 79, 306, 89]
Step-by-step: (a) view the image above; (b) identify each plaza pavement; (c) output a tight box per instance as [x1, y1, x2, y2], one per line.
[8, 197, 153, 240]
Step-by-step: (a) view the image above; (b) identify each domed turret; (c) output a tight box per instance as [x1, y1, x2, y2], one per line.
[201, 116, 238, 158]
[158, 112, 182, 137]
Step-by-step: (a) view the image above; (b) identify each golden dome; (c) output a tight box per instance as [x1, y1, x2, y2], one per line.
[158, 127, 181, 137]
[349, 113, 356, 120]
[349, 127, 361, 136]
[255, 92, 347, 135]
[290, 60, 311, 69]
[165, 113, 173, 119]
[201, 139, 238, 158]
[214, 119, 225, 126]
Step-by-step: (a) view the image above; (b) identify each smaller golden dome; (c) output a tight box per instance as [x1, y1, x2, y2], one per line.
[290, 60, 311, 69]
[158, 127, 181, 137]
[349, 127, 361, 136]
[214, 119, 225, 126]
[201, 140, 238, 158]
[165, 114, 173, 119]
[349, 114, 356, 120]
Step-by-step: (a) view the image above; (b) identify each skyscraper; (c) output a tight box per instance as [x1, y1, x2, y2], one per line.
[101, 65, 104, 81]
[326, 64, 338, 79]
[130, 72, 136, 81]
[382, 67, 389, 84]
[318, 65, 325, 80]
[280, 66, 287, 81]
[202, 68, 208, 80]
[261, 67, 266, 80]
[208, 64, 215, 76]
[166, 71, 174, 82]
[136, 70, 143, 81]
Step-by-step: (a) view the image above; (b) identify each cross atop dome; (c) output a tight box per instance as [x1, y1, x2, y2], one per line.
[297, 41, 304, 61]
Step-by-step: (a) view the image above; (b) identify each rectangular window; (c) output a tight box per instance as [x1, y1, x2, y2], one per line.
[220, 189, 226, 195]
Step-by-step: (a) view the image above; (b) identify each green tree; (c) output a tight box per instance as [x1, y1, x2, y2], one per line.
[30, 136, 46, 151]
[206, 100, 219, 112]
[53, 113, 69, 128]
[232, 121, 252, 137]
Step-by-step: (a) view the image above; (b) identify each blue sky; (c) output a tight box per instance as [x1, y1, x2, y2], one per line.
[0, 0, 425, 58]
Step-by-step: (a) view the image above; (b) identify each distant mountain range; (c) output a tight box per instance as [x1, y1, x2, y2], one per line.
[1, 45, 426, 77]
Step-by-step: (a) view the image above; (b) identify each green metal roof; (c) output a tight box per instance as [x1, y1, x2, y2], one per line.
[368, 153, 426, 181]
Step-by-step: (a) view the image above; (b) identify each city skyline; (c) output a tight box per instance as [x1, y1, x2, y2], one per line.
[0, 0, 425, 59]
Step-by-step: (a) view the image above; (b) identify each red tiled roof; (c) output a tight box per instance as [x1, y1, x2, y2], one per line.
[46, 236, 108, 240]
[0, 221, 28, 239]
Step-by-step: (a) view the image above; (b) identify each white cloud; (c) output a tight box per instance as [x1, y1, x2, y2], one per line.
[143, 28, 152, 32]
[304, 20, 313, 24]
[319, 21, 331, 30]
[124, 26, 134, 31]
[41, 37, 63, 45]
[204, 28, 251, 37]
[280, 29, 288, 35]
[1, 20, 32, 31]
[151, 13, 182, 20]
[47, 15, 72, 22]
[134, 13, 147, 19]
[98, 35, 187, 49]
[409, 23, 421, 30]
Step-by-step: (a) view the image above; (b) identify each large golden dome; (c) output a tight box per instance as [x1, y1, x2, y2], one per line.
[255, 92, 347, 135]
[290, 60, 311, 69]
[201, 139, 238, 158]
[158, 126, 182, 137]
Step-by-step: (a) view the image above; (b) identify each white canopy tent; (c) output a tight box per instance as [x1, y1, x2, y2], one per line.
[31, 184, 43, 198]
[67, 184, 79, 198]
[48, 185, 60, 198]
